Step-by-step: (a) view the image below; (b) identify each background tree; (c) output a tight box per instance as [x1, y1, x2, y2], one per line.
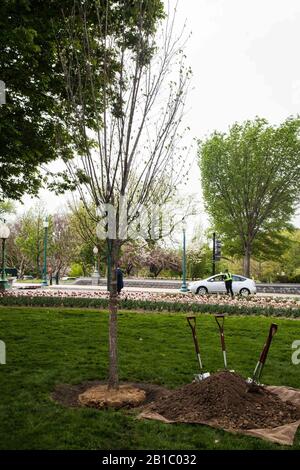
[280, 229, 300, 278]
[186, 244, 211, 280]
[199, 117, 300, 277]
[0, 0, 77, 200]
[119, 242, 148, 276]
[6, 219, 32, 277]
[69, 202, 107, 276]
[48, 212, 79, 283]
[1, 0, 153, 200]
[145, 246, 181, 278]
[59, 1, 190, 389]
[0, 201, 15, 219]
[15, 205, 47, 277]
[6, 205, 90, 279]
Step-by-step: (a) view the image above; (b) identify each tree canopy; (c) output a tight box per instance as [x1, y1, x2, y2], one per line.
[0, 0, 73, 199]
[0, 0, 164, 200]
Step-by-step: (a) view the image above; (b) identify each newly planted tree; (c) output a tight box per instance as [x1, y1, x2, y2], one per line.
[59, 1, 191, 389]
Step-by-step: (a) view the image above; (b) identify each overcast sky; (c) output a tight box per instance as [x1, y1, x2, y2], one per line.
[19, 0, 300, 229]
[175, 0, 300, 230]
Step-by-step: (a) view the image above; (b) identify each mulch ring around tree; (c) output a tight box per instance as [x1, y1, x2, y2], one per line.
[51, 381, 169, 410]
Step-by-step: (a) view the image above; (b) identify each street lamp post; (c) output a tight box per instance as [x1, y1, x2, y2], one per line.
[92, 246, 100, 286]
[53, 230, 62, 285]
[0, 221, 11, 291]
[42, 217, 49, 286]
[212, 232, 216, 276]
[180, 219, 188, 293]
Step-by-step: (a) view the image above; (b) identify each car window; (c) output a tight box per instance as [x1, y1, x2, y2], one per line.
[208, 275, 223, 282]
[232, 275, 245, 282]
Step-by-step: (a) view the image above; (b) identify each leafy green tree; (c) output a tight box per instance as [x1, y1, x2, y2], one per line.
[0, 0, 76, 199]
[6, 219, 31, 277]
[1, 0, 161, 200]
[0, 201, 15, 219]
[199, 117, 300, 277]
[15, 205, 47, 277]
[69, 263, 84, 278]
[186, 244, 212, 280]
[277, 229, 300, 278]
[69, 202, 107, 276]
[47, 212, 80, 283]
[7, 206, 89, 279]
[221, 223, 293, 267]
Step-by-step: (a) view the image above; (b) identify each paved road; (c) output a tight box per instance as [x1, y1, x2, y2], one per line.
[71, 277, 300, 295]
[14, 282, 300, 297]
[14, 283, 173, 294]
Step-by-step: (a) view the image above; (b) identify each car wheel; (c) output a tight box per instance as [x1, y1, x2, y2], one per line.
[239, 288, 250, 297]
[197, 286, 208, 295]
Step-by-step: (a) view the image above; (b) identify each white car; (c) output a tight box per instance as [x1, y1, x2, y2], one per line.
[188, 274, 256, 296]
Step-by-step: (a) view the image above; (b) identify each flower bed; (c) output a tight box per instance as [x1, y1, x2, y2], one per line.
[0, 289, 300, 317]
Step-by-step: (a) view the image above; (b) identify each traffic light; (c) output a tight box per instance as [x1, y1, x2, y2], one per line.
[215, 239, 222, 261]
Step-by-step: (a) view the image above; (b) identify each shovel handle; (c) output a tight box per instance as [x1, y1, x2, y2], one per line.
[259, 323, 278, 365]
[187, 316, 197, 333]
[215, 314, 225, 331]
[187, 316, 200, 355]
[215, 314, 226, 352]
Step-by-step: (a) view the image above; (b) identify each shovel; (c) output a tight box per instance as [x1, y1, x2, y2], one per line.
[214, 314, 228, 369]
[187, 316, 210, 382]
[247, 323, 278, 389]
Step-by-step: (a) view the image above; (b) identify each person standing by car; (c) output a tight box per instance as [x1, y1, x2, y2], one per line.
[116, 265, 124, 294]
[223, 269, 234, 298]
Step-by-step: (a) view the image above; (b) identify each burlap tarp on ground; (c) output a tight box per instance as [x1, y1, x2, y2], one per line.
[139, 385, 300, 446]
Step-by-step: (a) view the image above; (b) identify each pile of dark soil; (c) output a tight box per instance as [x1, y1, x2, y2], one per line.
[147, 371, 300, 430]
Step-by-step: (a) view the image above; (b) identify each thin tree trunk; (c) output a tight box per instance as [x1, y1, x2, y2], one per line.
[154, 268, 162, 278]
[19, 258, 24, 279]
[108, 238, 119, 390]
[37, 254, 40, 278]
[107, 240, 112, 292]
[243, 244, 251, 278]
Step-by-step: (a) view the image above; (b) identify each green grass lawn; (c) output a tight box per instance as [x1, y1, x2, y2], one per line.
[1, 306, 300, 450]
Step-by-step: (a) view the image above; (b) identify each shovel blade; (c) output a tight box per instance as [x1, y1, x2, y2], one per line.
[246, 378, 264, 393]
[194, 372, 210, 382]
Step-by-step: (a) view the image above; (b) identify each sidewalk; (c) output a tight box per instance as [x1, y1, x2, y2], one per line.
[14, 283, 178, 294]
